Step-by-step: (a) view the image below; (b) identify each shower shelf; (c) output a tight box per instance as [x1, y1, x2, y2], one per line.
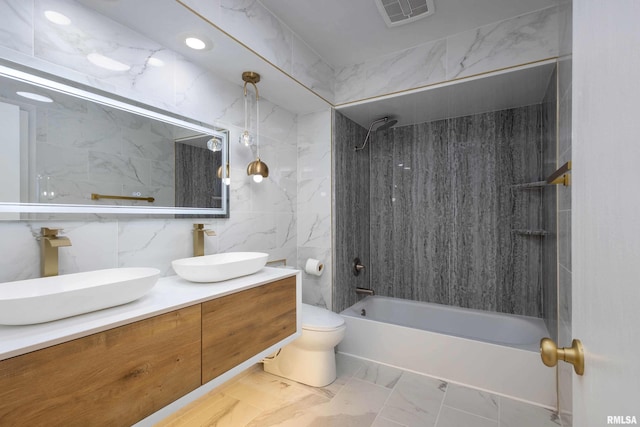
[512, 229, 549, 236]
[510, 181, 547, 189]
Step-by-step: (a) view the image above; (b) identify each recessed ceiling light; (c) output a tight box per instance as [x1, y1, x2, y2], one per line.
[44, 10, 71, 26]
[87, 53, 131, 71]
[146, 57, 164, 67]
[16, 91, 54, 103]
[185, 37, 207, 50]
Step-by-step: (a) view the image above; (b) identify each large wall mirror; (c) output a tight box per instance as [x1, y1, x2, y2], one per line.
[0, 63, 229, 218]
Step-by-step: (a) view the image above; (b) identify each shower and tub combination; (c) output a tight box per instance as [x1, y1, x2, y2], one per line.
[338, 296, 555, 407]
[332, 63, 560, 409]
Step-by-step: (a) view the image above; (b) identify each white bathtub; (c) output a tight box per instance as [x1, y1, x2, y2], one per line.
[338, 296, 556, 408]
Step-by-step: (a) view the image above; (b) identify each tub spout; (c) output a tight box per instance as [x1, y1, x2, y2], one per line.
[355, 287, 374, 296]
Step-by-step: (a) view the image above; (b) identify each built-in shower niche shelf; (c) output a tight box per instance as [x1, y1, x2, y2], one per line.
[510, 181, 547, 190]
[512, 229, 549, 237]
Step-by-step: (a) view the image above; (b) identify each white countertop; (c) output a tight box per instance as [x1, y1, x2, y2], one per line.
[0, 267, 300, 361]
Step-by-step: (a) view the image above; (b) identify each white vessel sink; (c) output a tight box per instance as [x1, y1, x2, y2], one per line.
[172, 252, 268, 283]
[0, 267, 160, 325]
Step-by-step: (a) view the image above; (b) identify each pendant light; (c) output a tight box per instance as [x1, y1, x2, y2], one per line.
[241, 71, 269, 183]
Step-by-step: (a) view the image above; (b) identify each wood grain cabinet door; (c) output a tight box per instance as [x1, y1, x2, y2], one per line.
[201, 277, 297, 383]
[0, 305, 202, 427]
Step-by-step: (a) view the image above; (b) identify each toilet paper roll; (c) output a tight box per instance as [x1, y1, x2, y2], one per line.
[305, 258, 324, 276]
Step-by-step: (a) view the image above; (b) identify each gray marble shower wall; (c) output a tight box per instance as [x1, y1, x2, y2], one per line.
[334, 105, 554, 317]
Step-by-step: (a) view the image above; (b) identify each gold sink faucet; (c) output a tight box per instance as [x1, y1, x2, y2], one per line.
[193, 224, 216, 257]
[40, 227, 72, 277]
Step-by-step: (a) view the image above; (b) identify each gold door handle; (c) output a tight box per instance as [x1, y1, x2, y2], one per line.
[540, 338, 585, 376]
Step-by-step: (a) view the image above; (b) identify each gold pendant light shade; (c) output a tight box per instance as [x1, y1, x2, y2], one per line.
[247, 158, 269, 179]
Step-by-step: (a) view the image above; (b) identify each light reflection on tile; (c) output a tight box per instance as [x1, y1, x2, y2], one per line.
[159, 393, 262, 427]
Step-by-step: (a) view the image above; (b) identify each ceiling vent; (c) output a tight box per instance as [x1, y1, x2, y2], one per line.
[375, 0, 435, 28]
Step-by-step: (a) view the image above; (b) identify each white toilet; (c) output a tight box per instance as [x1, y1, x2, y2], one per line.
[263, 303, 346, 387]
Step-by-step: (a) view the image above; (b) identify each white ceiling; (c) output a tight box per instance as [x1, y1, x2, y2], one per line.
[337, 61, 556, 129]
[260, 0, 558, 67]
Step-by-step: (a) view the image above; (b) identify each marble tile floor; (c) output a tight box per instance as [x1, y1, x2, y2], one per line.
[157, 353, 563, 427]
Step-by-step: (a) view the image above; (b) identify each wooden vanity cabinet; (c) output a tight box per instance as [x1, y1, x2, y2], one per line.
[0, 275, 298, 426]
[201, 276, 297, 383]
[0, 305, 202, 427]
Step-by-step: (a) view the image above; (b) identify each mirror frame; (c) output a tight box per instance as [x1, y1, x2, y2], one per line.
[0, 62, 229, 217]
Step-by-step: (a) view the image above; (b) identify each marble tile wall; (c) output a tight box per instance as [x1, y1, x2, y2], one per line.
[181, 0, 334, 103]
[334, 106, 547, 316]
[332, 111, 370, 312]
[29, 99, 177, 207]
[334, 6, 559, 105]
[0, 0, 334, 289]
[297, 109, 333, 309]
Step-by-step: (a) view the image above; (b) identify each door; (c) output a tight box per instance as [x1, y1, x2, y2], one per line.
[571, 1, 640, 425]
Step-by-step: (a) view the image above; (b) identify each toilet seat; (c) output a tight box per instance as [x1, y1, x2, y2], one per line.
[301, 303, 345, 332]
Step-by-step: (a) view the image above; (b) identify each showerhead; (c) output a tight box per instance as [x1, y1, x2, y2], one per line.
[376, 119, 398, 132]
[354, 117, 397, 151]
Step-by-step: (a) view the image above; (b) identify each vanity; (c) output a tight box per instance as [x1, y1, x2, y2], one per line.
[0, 268, 301, 426]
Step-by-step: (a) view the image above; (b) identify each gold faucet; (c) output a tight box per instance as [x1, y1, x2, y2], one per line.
[193, 224, 216, 257]
[40, 227, 72, 277]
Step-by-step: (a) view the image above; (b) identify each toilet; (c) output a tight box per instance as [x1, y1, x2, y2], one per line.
[262, 303, 346, 387]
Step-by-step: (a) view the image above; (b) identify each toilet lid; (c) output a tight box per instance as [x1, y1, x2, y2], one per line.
[301, 303, 345, 332]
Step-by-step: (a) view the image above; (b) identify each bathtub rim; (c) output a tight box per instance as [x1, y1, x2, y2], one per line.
[340, 295, 548, 352]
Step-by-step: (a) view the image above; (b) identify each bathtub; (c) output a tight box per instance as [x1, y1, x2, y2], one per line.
[338, 296, 556, 408]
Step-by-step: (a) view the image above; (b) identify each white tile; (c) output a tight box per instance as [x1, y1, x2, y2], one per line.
[379, 372, 447, 427]
[0, 0, 33, 55]
[354, 361, 404, 389]
[297, 177, 331, 217]
[499, 397, 562, 427]
[34, 0, 176, 107]
[301, 378, 391, 427]
[297, 246, 332, 309]
[292, 35, 335, 103]
[117, 219, 196, 276]
[219, 0, 292, 73]
[174, 57, 245, 128]
[442, 383, 499, 421]
[436, 406, 497, 427]
[446, 7, 559, 80]
[297, 110, 331, 180]
[335, 39, 446, 104]
[258, 98, 297, 144]
[36, 142, 88, 181]
[372, 416, 408, 427]
[178, 0, 221, 24]
[0, 222, 42, 282]
[218, 212, 277, 253]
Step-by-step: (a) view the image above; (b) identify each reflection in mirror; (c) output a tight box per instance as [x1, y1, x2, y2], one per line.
[0, 63, 228, 217]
